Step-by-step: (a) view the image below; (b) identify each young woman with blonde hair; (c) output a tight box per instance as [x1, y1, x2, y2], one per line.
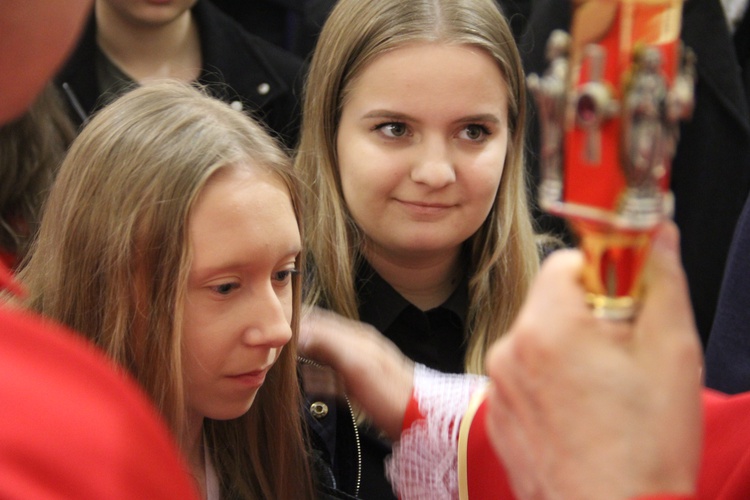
[294, 0, 544, 496]
[15, 82, 352, 500]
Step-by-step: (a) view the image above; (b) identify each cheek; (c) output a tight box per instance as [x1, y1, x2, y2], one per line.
[180, 305, 228, 376]
[337, 124, 395, 195]
[339, 151, 399, 211]
[181, 340, 206, 387]
[339, 172, 381, 235]
[182, 328, 211, 372]
[337, 131, 364, 187]
[467, 158, 507, 225]
[471, 184, 501, 231]
[338, 150, 372, 216]
[472, 148, 507, 198]
[489, 136, 510, 190]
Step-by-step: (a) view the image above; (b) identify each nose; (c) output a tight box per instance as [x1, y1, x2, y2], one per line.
[410, 136, 456, 188]
[242, 286, 293, 349]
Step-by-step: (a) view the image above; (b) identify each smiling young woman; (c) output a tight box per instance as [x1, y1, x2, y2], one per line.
[293, 0, 545, 497]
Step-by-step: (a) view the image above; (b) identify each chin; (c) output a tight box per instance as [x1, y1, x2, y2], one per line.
[399, 237, 466, 254]
[207, 395, 259, 421]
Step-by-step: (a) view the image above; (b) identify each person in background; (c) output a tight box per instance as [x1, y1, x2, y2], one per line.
[0, 1, 200, 497]
[14, 81, 358, 500]
[705, 193, 750, 393]
[0, 83, 76, 270]
[702, 0, 750, 391]
[294, 0, 548, 496]
[299, 0, 750, 497]
[56, 0, 304, 148]
[210, 0, 336, 61]
[210, 0, 534, 62]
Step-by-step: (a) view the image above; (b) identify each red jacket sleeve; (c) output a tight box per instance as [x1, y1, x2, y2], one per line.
[697, 389, 750, 499]
[462, 396, 702, 500]
[403, 387, 750, 500]
[630, 497, 694, 500]
[0, 305, 199, 499]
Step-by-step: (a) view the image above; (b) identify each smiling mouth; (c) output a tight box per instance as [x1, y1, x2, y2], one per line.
[406, 201, 451, 207]
[397, 199, 455, 214]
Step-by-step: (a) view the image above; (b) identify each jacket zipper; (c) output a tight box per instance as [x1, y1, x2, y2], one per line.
[343, 392, 362, 497]
[298, 356, 362, 497]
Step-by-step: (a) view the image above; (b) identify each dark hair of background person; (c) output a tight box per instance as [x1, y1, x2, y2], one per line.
[0, 84, 76, 268]
[211, 0, 534, 61]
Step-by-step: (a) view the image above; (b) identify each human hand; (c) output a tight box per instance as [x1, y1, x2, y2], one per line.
[485, 221, 702, 500]
[300, 307, 414, 440]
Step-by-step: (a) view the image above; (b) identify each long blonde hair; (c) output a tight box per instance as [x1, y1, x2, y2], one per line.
[295, 0, 539, 373]
[18, 82, 315, 499]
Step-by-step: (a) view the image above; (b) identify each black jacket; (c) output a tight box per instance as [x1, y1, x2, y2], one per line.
[704, 3, 750, 394]
[302, 361, 362, 498]
[704, 192, 750, 393]
[55, 0, 305, 148]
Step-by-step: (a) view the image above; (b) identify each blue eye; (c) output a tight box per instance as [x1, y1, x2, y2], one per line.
[459, 124, 491, 141]
[211, 282, 239, 295]
[376, 122, 409, 138]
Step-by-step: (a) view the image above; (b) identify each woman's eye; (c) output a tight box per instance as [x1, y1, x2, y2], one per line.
[376, 122, 409, 138]
[211, 283, 239, 295]
[272, 268, 299, 285]
[459, 124, 491, 142]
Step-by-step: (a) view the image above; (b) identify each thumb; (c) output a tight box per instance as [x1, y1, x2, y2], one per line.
[637, 221, 697, 343]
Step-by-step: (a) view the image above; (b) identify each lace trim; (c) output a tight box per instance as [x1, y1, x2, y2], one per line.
[386, 365, 487, 499]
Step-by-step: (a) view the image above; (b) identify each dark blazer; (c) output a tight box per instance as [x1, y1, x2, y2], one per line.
[210, 0, 335, 61]
[55, 0, 305, 148]
[705, 192, 750, 393]
[521, 0, 750, 346]
[704, 3, 750, 395]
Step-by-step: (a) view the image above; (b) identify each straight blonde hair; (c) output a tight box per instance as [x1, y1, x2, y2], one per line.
[18, 82, 316, 499]
[295, 0, 539, 373]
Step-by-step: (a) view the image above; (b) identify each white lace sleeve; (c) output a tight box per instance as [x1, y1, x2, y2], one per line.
[385, 364, 488, 500]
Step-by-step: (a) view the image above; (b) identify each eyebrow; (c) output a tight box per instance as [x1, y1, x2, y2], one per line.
[362, 110, 413, 121]
[456, 113, 502, 124]
[361, 110, 502, 124]
[190, 246, 301, 282]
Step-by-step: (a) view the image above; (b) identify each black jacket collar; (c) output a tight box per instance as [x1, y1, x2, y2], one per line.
[355, 258, 469, 333]
[55, 0, 299, 125]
